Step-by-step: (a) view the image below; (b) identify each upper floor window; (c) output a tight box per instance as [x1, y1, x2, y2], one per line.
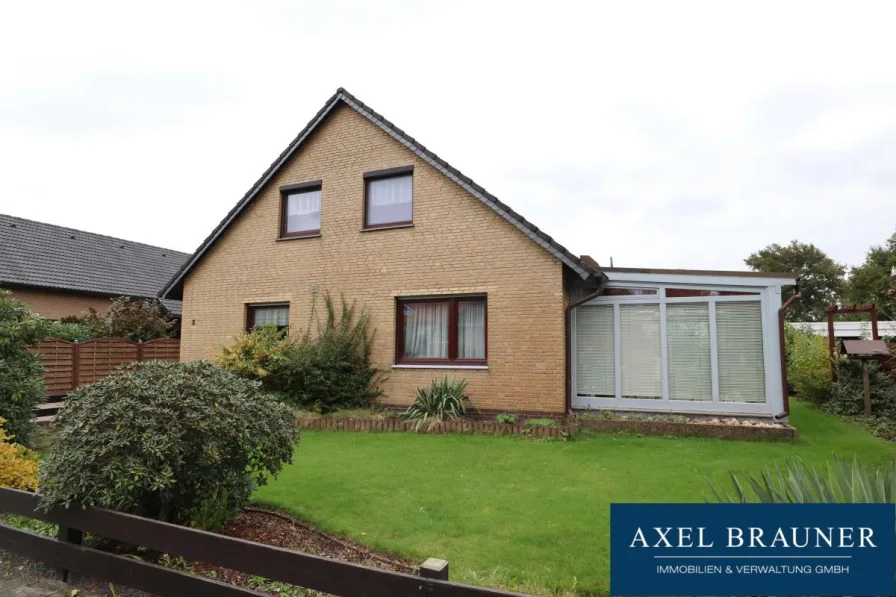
[247, 303, 289, 331]
[364, 166, 413, 229]
[280, 182, 322, 238]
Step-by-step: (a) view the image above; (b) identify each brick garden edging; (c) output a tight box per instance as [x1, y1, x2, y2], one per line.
[576, 418, 797, 441]
[297, 417, 579, 439]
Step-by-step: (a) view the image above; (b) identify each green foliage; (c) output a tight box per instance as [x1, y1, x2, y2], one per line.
[495, 413, 516, 425]
[0, 513, 57, 537]
[825, 360, 896, 418]
[524, 418, 558, 428]
[846, 230, 896, 321]
[402, 377, 470, 429]
[219, 294, 385, 413]
[0, 289, 48, 445]
[745, 241, 846, 321]
[39, 361, 299, 527]
[247, 576, 308, 597]
[784, 324, 832, 403]
[709, 456, 895, 503]
[80, 296, 175, 341]
[44, 320, 97, 342]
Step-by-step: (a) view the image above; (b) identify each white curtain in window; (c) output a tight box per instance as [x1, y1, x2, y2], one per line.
[575, 305, 615, 396]
[403, 302, 448, 359]
[620, 304, 662, 399]
[253, 306, 289, 327]
[716, 302, 766, 403]
[457, 301, 485, 359]
[286, 190, 321, 232]
[666, 303, 712, 401]
[367, 176, 412, 225]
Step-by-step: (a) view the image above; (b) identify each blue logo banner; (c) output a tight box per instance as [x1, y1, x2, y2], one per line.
[610, 503, 895, 596]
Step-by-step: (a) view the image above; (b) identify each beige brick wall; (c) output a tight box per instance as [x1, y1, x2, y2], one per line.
[10, 287, 113, 320]
[180, 104, 567, 414]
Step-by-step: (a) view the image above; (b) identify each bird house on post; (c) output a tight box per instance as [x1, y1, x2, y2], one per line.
[840, 339, 890, 416]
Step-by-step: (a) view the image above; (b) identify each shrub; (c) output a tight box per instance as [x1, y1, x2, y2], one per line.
[524, 418, 558, 428]
[0, 417, 40, 491]
[44, 320, 96, 342]
[402, 377, 470, 429]
[709, 456, 894, 503]
[495, 413, 516, 425]
[219, 294, 385, 413]
[784, 324, 832, 404]
[81, 296, 175, 342]
[0, 289, 49, 445]
[825, 360, 896, 418]
[39, 361, 299, 526]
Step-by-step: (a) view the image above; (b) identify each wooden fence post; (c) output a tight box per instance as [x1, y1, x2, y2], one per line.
[71, 341, 80, 392]
[56, 525, 83, 582]
[419, 557, 449, 581]
[137, 341, 144, 362]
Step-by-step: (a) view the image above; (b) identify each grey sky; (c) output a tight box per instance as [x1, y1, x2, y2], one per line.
[1, 1, 894, 271]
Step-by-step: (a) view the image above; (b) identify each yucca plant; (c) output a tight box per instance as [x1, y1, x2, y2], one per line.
[708, 456, 896, 503]
[401, 377, 471, 431]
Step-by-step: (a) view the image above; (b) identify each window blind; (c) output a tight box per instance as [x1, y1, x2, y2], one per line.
[666, 303, 712, 401]
[575, 305, 615, 396]
[716, 302, 766, 403]
[619, 304, 662, 399]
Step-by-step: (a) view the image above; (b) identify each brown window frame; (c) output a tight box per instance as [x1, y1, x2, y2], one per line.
[246, 303, 290, 332]
[363, 166, 414, 230]
[279, 181, 322, 239]
[396, 295, 487, 365]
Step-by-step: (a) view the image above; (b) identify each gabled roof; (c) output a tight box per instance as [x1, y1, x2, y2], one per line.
[161, 87, 601, 300]
[0, 214, 190, 315]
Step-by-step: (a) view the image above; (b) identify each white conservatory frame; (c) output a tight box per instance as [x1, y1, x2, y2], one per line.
[571, 269, 796, 419]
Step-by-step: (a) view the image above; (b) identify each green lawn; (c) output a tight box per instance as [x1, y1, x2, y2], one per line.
[253, 402, 896, 596]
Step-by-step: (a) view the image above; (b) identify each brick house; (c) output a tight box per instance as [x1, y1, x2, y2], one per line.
[1, 214, 188, 320]
[162, 88, 796, 418]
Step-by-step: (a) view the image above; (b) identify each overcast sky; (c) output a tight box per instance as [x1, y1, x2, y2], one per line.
[1, 1, 894, 271]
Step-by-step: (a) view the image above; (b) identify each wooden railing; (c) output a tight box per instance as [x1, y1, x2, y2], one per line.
[30, 337, 180, 396]
[0, 487, 525, 597]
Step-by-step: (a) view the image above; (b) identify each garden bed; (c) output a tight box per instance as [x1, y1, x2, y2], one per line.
[575, 416, 796, 441]
[297, 416, 579, 438]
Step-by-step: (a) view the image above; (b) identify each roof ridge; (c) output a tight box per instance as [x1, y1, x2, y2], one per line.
[0, 213, 191, 257]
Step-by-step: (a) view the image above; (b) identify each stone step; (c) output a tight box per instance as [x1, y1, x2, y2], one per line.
[35, 401, 65, 412]
[35, 415, 56, 426]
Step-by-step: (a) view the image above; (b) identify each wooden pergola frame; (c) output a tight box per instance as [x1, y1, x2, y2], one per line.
[825, 304, 880, 382]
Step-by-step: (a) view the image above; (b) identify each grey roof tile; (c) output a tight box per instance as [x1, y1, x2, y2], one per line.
[0, 214, 189, 315]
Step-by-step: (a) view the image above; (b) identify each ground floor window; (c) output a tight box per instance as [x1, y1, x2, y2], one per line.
[246, 303, 289, 331]
[397, 296, 486, 364]
[575, 288, 767, 405]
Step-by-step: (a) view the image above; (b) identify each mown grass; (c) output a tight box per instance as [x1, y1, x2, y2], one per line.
[253, 402, 896, 596]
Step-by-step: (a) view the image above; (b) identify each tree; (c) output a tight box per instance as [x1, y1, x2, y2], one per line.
[745, 241, 846, 322]
[0, 289, 48, 445]
[846, 230, 896, 320]
[39, 361, 299, 528]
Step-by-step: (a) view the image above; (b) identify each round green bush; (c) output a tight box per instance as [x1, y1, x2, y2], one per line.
[39, 361, 299, 527]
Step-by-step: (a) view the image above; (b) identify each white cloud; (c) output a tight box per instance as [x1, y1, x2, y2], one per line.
[0, 0, 894, 273]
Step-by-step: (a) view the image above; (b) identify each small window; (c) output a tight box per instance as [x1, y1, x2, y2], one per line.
[602, 287, 658, 296]
[397, 296, 486, 364]
[280, 183, 321, 238]
[665, 289, 759, 297]
[247, 304, 289, 331]
[364, 167, 413, 228]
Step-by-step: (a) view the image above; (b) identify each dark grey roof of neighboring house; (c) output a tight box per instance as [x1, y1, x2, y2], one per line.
[0, 214, 190, 315]
[161, 87, 603, 300]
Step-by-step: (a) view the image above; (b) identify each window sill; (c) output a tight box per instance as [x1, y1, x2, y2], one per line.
[360, 223, 414, 233]
[392, 364, 489, 370]
[277, 233, 321, 242]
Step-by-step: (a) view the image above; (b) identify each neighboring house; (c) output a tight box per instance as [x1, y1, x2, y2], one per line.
[162, 88, 796, 418]
[791, 321, 896, 340]
[0, 214, 189, 320]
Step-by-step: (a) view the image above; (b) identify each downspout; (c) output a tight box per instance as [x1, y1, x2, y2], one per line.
[775, 283, 801, 420]
[565, 275, 607, 413]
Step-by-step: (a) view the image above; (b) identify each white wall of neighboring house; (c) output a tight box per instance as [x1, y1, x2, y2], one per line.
[790, 321, 896, 338]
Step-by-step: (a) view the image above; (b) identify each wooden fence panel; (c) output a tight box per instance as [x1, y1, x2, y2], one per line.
[30, 338, 75, 396]
[76, 338, 139, 385]
[32, 337, 180, 396]
[141, 338, 180, 361]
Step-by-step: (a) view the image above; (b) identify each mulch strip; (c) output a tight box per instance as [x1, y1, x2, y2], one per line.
[188, 508, 415, 592]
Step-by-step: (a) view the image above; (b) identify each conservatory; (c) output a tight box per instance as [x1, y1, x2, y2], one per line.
[571, 268, 797, 419]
